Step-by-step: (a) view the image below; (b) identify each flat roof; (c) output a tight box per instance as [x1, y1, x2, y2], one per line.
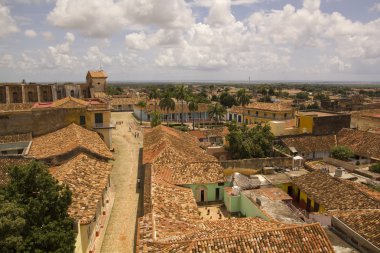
[298, 111, 338, 117]
[242, 189, 304, 224]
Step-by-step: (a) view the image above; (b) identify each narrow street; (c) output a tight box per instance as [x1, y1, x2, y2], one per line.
[100, 112, 142, 253]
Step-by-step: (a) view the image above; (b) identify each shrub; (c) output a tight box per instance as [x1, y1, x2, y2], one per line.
[331, 145, 354, 161]
[369, 163, 380, 173]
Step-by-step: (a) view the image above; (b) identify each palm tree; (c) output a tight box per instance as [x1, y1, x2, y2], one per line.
[149, 88, 160, 113]
[175, 85, 187, 126]
[159, 92, 175, 126]
[208, 103, 226, 124]
[237, 88, 251, 124]
[188, 98, 198, 130]
[136, 101, 146, 125]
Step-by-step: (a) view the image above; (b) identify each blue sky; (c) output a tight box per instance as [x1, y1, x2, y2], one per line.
[0, 0, 379, 82]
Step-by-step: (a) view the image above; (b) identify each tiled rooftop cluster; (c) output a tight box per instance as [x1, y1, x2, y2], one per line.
[110, 97, 140, 105]
[246, 102, 294, 112]
[293, 171, 380, 211]
[138, 125, 334, 252]
[281, 134, 336, 153]
[337, 128, 380, 159]
[0, 133, 32, 143]
[28, 123, 112, 162]
[333, 210, 380, 248]
[49, 153, 112, 224]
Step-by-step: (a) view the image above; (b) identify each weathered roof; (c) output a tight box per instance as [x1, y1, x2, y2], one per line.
[32, 97, 108, 110]
[29, 123, 112, 161]
[49, 153, 112, 224]
[0, 103, 34, 112]
[292, 171, 380, 211]
[333, 209, 380, 248]
[87, 70, 108, 78]
[337, 128, 380, 159]
[110, 97, 140, 105]
[281, 134, 336, 153]
[0, 133, 32, 143]
[246, 102, 294, 112]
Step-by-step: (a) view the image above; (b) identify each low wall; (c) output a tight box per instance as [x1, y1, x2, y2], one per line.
[323, 157, 358, 172]
[220, 157, 293, 170]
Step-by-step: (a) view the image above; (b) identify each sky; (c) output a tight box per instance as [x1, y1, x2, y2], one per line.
[0, 0, 379, 82]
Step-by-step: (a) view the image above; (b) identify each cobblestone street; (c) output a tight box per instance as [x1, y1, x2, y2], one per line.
[100, 112, 142, 253]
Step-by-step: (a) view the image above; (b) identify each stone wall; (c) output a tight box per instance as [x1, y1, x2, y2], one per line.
[220, 157, 293, 170]
[322, 157, 358, 172]
[313, 114, 351, 135]
[0, 108, 86, 137]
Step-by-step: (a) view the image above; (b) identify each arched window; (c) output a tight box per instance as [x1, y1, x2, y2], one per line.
[70, 90, 75, 97]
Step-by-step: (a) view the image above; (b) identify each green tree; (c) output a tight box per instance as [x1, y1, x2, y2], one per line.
[369, 163, 380, 173]
[237, 88, 251, 124]
[136, 101, 146, 125]
[296, 92, 309, 100]
[219, 92, 238, 108]
[258, 95, 272, 103]
[268, 87, 275, 96]
[226, 122, 275, 159]
[159, 93, 175, 126]
[208, 103, 226, 124]
[150, 111, 161, 127]
[149, 88, 160, 113]
[188, 98, 199, 130]
[313, 93, 329, 101]
[106, 86, 123, 95]
[0, 162, 75, 253]
[331, 146, 354, 161]
[175, 85, 187, 126]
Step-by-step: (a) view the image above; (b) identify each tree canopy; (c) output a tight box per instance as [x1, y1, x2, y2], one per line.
[225, 122, 275, 159]
[0, 161, 75, 253]
[219, 92, 238, 108]
[331, 145, 354, 161]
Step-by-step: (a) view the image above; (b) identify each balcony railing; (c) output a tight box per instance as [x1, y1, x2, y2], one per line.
[93, 122, 115, 129]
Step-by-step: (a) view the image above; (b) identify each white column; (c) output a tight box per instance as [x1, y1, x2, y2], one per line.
[21, 85, 26, 103]
[37, 86, 41, 102]
[5, 86, 10, 104]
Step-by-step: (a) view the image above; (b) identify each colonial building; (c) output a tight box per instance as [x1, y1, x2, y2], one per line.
[296, 110, 351, 135]
[0, 124, 114, 253]
[134, 101, 211, 123]
[0, 70, 107, 104]
[227, 102, 295, 124]
[0, 96, 114, 148]
[138, 125, 334, 252]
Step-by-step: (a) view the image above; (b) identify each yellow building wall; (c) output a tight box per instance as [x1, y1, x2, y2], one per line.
[245, 109, 293, 124]
[298, 115, 314, 133]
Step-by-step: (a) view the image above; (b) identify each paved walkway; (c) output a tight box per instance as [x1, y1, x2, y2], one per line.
[100, 112, 143, 253]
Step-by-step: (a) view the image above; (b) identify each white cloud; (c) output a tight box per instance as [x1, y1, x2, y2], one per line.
[0, 3, 19, 37]
[192, 0, 260, 7]
[24, 29, 37, 38]
[42, 31, 54, 41]
[47, 0, 194, 38]
[370, 3, 380, 12]
[84, 46, 112, 67]
[0, 53, 15, 68]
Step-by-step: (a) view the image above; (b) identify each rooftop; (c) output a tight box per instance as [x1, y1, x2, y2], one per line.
[0, 133, 32, 143]
[87, 70, 108, 78]
[281, 134, 336, 153]
[292, 171, 380, 211]
[246, 102, 293, 112]
[28, 123, 112, 162]
[337, 128, 380, 159]
[297, 111, 341, 117]
[333, 209, 380, 249]
[49, 153, 112, 224]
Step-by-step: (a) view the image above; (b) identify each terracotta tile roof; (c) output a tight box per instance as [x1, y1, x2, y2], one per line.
[292, 171, 380, 211]
[138, 125, 334, 253]
[0, 133, 32, 143]
[153, 162, 224, 185]
[0, 103, 33, 112]
[188, 130, 206, 139]
[143, 125, 217, 164]
[337, 128, 380, 159]
[281, 134, 336, 153]
[343, 180, 380, 202]
[29, 123, 112, 161]
[87, 70, 107, 78]
[110, 97, 140, 105]
[253, 187, 293, 201]
[246, 102, 294, 112]
[49, 153, 112, 224]
[0, 157, 31, 187]
[228, 105, 243, 114]
[333, 209, 380, 248]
